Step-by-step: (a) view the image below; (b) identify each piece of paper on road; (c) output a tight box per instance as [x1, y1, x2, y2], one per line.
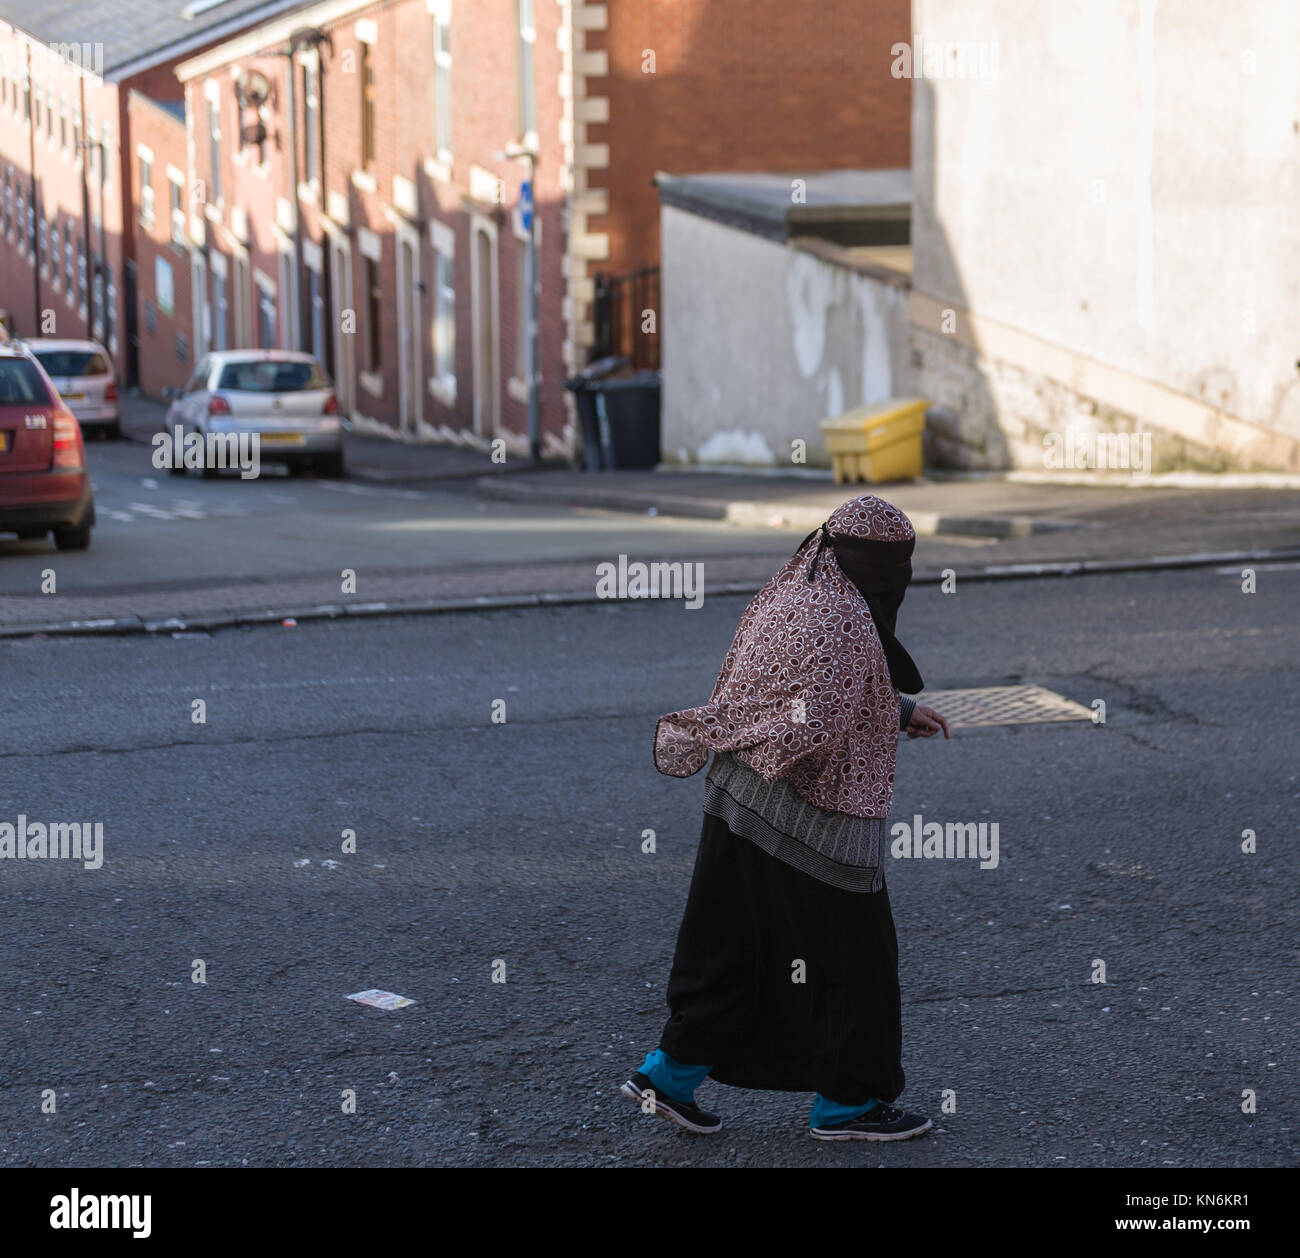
[347, 989, 415, 1010]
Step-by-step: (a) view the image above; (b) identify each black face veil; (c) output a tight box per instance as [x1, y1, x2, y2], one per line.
[802, 524, 925, 695]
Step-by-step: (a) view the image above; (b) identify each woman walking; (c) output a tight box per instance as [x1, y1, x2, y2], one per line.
[623, 494, 950, 1142]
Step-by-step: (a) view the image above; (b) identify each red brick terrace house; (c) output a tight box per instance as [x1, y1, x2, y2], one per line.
[167, 0, 911, 458]
[0, 2, 305, 392]
[579, 0, 913, 372]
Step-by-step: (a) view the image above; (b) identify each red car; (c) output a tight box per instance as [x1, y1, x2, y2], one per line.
[0, 344, 95, 550]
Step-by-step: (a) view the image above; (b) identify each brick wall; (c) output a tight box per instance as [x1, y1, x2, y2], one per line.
[588, 0, 913, 277]
[181, 0, 571, 451]
[0, 24, 126, 373]
[127, 90, 193, 397]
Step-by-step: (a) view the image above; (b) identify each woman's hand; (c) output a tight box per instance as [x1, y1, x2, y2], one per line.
[905, 704, 951, 740]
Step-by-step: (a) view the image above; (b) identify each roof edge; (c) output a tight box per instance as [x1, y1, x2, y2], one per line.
[105, 0, 310, 81]
[175, 0, 372, 81]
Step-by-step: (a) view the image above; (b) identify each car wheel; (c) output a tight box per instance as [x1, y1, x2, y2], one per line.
[107, 421, 123, 440]
[52, 522, 92, 551]
[319, 452, 345, 478]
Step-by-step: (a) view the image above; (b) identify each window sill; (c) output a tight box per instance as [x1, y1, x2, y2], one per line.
[359, 369, 383, 398]
[424, 155, 453, 185]
[507, 376, 529, 404]
[427, 374, 456, 407]
[351, 169, 378, 194]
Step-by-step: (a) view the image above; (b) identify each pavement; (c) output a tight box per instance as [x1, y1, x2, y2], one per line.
[2, 567, 1294, 1167]
[121, 392, 549, 484]
[2, 393, 1294, 640]
[4, 396, 1295, 1171]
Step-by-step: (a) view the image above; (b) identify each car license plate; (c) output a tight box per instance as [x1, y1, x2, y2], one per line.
[259, 432, 304, 445]
[0, 432, 7, 453]
[63, 392, 85, 401]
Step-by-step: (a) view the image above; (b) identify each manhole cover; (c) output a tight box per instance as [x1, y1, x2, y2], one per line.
[919, 684, 1093, 728]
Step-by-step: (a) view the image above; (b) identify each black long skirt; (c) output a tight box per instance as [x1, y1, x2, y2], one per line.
[658, 811, 904, 1105]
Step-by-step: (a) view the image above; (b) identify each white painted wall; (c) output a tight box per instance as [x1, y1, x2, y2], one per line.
[911, 0, 1300, 469]
[661, 206, 910, 468]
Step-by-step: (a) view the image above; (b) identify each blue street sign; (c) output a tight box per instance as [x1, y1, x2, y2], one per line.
[520, 180, 534, 232]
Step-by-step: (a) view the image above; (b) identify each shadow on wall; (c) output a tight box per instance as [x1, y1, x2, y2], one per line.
[909, 77, 1006, 471]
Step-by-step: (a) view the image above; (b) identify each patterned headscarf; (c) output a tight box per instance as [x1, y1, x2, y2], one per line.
[653, 495, 918, 819]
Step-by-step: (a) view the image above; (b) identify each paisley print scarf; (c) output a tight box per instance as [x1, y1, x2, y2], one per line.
[653, 494, 919, 819]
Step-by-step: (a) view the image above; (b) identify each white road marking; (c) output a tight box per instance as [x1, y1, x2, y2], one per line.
[1215, 562, 1300, 574]
[314, 480, 427, 501]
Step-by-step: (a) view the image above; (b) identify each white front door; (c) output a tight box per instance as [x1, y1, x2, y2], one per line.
[470, 215, 500, 437]
[329, 236, 355, 417]
[395, 227, 422, 436]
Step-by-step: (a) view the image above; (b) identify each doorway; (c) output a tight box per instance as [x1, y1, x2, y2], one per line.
[328, 233, 355, 417]
[470, 215, 499, 437]
[395, 225, 422, 437]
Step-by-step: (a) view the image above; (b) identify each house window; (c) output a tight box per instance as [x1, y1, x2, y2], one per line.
[78, 243, 87, 307]
[256, 277, 277, 349]
[364, 255, 381, 371]
[48, 219, 57, 284]
[433, 247, 455, 388]
[156, 256, 175, 317]
[45, 87, 53, 142]
[208, 97, 222, 203]
[303, 61, 320, 187]
[93, 261, 104, 339]
[211, 270, 228, 351]
[140, 154, 154, 223]
[65, 232, 73, 291]
[433, 6, 452, 160]
[517, 0, 536, 142]
[17, 188, 25, 249]
[170, 176, 185, 244]
[59, 96, 67, 151]
[360, 41, 376, 168]
[307, 266, 326, 364]
[105, 264, 116, 346]
[102, 123, 111, 190]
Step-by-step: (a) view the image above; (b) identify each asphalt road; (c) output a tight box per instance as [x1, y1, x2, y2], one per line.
[0, 434, 802, 588]
[0, 434, 813, 628]
[1, 563, 1294, 1167]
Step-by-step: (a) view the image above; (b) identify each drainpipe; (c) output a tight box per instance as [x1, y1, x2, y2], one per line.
[26, 46, 40, 330]
[79, 75, 94, 336]
[284, 51, 303, 350]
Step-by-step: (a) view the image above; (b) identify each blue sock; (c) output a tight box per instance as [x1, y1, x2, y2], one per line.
[640, 1049, 712, 1104]
[811, 1094, 880, 1128]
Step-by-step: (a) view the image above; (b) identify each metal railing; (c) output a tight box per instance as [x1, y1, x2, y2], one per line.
[592, 265, 660, 370]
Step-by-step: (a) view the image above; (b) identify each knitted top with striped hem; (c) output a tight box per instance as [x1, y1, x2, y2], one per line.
[701, 695, 917, 894]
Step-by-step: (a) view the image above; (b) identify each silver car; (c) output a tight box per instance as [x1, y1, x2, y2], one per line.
[164, 350, 345, 478]
[23, 338, 120, 438]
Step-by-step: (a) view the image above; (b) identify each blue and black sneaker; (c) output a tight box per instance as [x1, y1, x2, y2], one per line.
[621, 1071, 722, 1134]
[810, 1103, 932, 1142]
